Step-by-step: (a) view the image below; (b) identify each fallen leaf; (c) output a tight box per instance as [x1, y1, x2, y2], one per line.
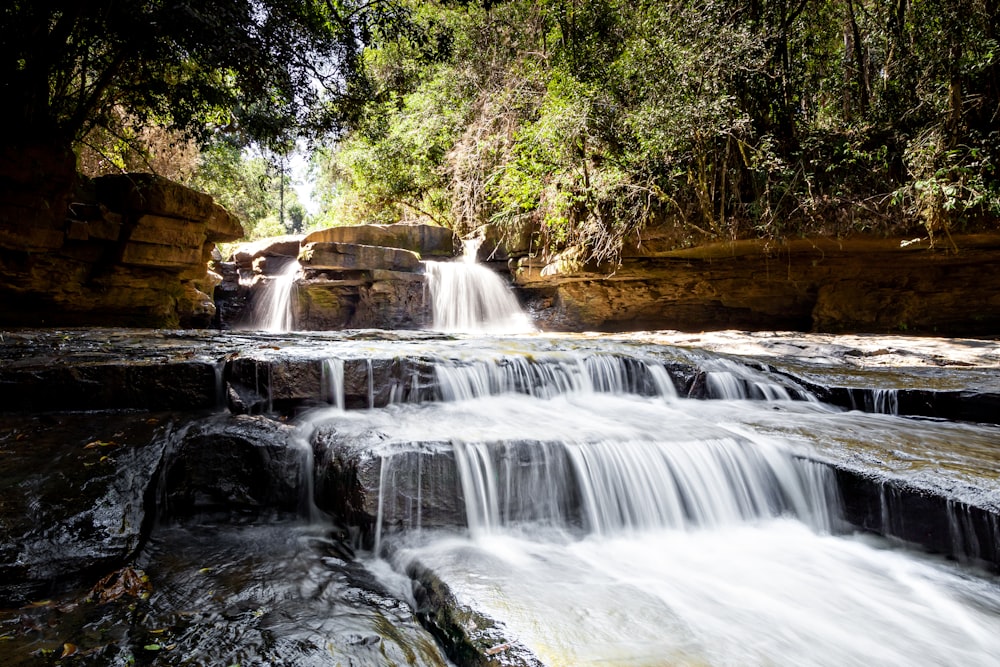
[84, 440, 116, 449]
[88, 567, 152, 604]
[60, 643, 78, 658]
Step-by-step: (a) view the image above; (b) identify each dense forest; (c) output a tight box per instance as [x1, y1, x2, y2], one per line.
[5, 0, 999, 262]
[316, 0, 999, 261]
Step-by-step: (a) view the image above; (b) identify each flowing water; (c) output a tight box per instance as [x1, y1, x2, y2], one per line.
[287, 253, 1000, 666]
[295, 352, 1000, 666]
[250, 259, 301, 332]
[424, 239, 535, 334]
[5, 251, 996, 665]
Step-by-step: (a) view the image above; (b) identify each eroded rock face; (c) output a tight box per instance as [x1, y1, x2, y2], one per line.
[514, 235, 1000, 336]
[303, 223, 455, 258]
[0, 168, 244, 328]
[219, 224, 453, 330]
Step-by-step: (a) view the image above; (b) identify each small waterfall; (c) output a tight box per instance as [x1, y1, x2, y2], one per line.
[434, 354, 677, 401]
[321, 358, 345, 410]
[450, 436, 837, 537]
[251, 259, 301, 332]
[704, 358, 795, 400]
[424, 239, 534, 333]
[453, 440, 574, 535]
[872, 388, 900, 415]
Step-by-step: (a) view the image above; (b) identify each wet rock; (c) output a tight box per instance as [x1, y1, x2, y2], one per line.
[406, 557, 544, 667]
[312, 433, 463, 545]
[827, 463, 1000, 571]
[0, 523, 451, 667]
[0, 359, 221, 413]
[159, 415, 302, 520]
[226, 357, 324, 414]
[0, 413, 170, 606]
[225, 354, 435, 414]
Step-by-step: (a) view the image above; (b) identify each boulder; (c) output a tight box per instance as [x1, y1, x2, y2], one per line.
[304, 223, 455, 258]
[296, 271, 429, 331]
[312, 434, 463, 545]
[231, 234, 304, 270]
[299, 241, 423, 273]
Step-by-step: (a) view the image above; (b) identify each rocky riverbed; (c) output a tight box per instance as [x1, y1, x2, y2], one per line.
[1, 329, 998, 665]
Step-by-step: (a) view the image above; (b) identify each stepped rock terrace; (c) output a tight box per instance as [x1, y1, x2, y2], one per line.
[1, 328, 999, 665]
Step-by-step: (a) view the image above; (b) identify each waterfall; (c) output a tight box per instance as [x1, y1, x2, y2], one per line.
[451, 436, 837, 537]
[424, 239, 534, 333]
[433, 354, 679, 401]
[321, 358, 345, 410]
[704, 358, 795, 400]
[251, 259, 301, 332]
[239, 332, 1000, 666]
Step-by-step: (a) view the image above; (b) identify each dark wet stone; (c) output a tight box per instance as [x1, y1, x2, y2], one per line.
[158, 415, 303, 520]
[312, 432, 465, 547]
[0, 413, 171, 606]
[0, 523, 450, 667]
[0, 361, 221, 413]
[827, 463, 1000, 571]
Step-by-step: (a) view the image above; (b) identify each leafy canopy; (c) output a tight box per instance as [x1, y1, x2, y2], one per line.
[0, 0, 422, 149]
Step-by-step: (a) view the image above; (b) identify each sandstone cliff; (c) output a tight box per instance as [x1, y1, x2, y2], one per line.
[510, 234, 1000, 336]
[0, 163, 244, 328]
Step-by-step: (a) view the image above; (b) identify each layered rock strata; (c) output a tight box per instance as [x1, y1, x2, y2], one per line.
[215, 223, 455, 330]
[512, 234, 1000, 335]
[0, 170, 243, 328]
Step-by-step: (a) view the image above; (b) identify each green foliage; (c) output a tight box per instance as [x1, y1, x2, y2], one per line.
[1, 0, 424, 150]
[310, 0, 1000, 262]
[186, 139, 307, 242]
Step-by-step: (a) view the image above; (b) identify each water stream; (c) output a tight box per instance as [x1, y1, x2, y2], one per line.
[242, 264, 1000, 666]
[250, 258, 301, 332]
[288, 253, 1000, 665]
[3, 249, 997, 666]
[424, 239, 535, 334]
[296, 353, 1000, 666]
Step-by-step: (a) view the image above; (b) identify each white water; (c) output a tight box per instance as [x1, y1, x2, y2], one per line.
[251, 260, 301, 332]
[392, 524, 1000, 666]
[292, 344, 1000, 667]
[321, 358, 345, 410]
[424, 239, 534, 334]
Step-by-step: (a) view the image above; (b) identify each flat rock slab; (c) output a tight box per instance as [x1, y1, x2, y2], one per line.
[304, 224, 455, 258]
[0, 412, 171, 605]
[300, 242, 423, 273]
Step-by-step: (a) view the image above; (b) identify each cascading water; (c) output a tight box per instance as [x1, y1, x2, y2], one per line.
[294, 341, 1000, 666]
[250, 259, 301, 332]
[424, 239, 535, 333]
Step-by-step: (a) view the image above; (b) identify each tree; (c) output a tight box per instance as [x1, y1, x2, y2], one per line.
[186, 139, 309, 242]
[0, 0, 420, 152]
